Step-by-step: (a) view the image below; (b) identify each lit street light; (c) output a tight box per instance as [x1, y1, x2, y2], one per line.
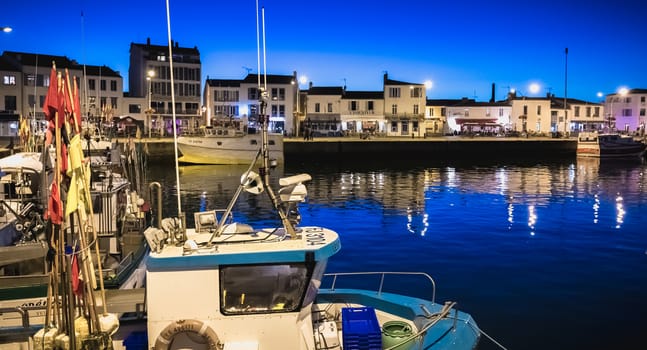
[1, 26, 12, 33]
[146, 69, 155, 137]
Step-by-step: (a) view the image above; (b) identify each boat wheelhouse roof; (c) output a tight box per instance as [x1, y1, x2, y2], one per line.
[0, 152, 44, 173]
[146, 226, 340, 271]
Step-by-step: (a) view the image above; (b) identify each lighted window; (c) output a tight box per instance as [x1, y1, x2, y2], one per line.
[3, 75, 16, 85]
[220, 264, 308, 315]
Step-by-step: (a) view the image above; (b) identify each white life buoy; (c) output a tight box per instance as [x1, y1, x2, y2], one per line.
[154, 319, 220, 350]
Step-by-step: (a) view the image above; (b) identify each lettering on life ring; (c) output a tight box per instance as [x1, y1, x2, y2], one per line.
[154, 319, 220, 350]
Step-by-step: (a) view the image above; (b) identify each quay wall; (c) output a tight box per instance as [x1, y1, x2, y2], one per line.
[283, 137, 577, 160]
[1, 137, 578, 161]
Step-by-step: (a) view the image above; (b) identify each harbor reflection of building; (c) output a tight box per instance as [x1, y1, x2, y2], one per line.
[171, 158, 647, 235]
[303, 159, 646, 236]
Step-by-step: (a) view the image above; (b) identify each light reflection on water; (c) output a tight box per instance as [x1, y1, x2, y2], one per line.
[148, 157, 647, 350]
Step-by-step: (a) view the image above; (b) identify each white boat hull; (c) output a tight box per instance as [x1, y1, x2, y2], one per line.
[177, 133, 284, 164]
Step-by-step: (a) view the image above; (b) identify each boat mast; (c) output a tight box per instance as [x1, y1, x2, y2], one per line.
[166, 0, 184, 230]
[256, 4, 297, 239]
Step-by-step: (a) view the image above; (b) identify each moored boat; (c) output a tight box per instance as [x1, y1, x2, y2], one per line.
[177, 124, 283, 165]
[577, 131, 646, 158]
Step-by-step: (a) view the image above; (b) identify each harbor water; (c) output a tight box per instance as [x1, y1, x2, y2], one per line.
[147, 156, 647, 350]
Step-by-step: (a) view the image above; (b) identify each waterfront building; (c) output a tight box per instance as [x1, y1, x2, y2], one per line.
[552, 97, 604, 133]
[446, 98, 512, 135]
[129, 38, 201, 136]
[383, 73, 426, 137]
[507, 92, 604, 135]
[0, 54, 22, 137]
[604, 88, 647, 134]
[0, 51, 123, 137]
[340, 90, 385, 135]
[425, 99, 452, 136]
[202, 73, 297, 135]
[303, 85, 344, 136]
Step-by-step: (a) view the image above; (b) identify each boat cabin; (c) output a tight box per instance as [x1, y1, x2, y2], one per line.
[144, 225, 340, 349]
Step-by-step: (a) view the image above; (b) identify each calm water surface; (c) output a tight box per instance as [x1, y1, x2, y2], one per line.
[147, 157, 647, 350]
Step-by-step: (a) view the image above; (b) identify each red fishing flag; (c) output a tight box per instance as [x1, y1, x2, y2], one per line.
[43, 64, 58, 121]
[45, 181, 63, 225]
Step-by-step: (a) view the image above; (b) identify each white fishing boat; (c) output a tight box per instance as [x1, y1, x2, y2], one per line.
[106, 3, 487, 349]
[177, 124, 283, 165]
[577, 131, 646, 158]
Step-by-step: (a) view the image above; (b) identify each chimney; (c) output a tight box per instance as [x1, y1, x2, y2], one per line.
[175, 41, 179, 48]
[147, 37, 150, 46]
[490, 83, 495, 103]
[309, 81, 313, 90]
[383, 72, 388, 84]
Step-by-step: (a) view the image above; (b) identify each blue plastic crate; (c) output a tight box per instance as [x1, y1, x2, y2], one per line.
[123, 331, 148, 350]
[342, 307, 382, 350]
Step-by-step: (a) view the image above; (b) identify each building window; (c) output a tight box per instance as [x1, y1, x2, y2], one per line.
[391, 121, 398, 132]
[499, 108, 504, 116]
[271, 105, 277, 117]
[156, 55, 166, 61]
[464, 109, 469, 117]
[402, 121, 409, 133]
[88, 79, 96, 90]
[350, 101, 358, 111]
[594, 107, 600, 117]
[586, 107, 591, 117]
[413, 121, 419, 132]
[641, 96, 645, 103]
[3, 75, 16, 85]
[430, 108, 434, 117]
[622, 109, 632, 117]
[111, 97, 118, 109]
[110, 80, 117, 91]
[640, 108, 645, 116]
[279, 105, 285, 117]
[315, 103, 320, 113]
[574, 106, 580, 117]
[248, 88, 258, 100]
[391, 104, 397, 115]
[327, 103, 332, 113]
[537, 105, 541, 115]
[523, 105, 528, 115]
[4, 96, 17, 111]
[270, 88, 285, 101]
[367, 101, 374, 111]
[413, 104, 419, 114]
[410, 87, 422, 98]
[129, 104, 141, 113]
[441, 108, 446, 117]
[389, 87, 400, 98]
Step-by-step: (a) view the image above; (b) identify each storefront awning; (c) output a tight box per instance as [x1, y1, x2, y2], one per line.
[454, 118, 498, 124]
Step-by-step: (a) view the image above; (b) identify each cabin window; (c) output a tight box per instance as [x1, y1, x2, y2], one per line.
[220, 263, 308, 315]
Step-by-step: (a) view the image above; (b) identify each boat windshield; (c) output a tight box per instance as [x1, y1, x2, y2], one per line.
[220, 263, 308, 315]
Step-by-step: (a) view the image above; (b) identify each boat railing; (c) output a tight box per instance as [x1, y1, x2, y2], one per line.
[322, 271, 436, 304]
[0, 305, 46, 340]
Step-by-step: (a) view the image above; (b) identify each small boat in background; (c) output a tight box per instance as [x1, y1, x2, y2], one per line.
[177, 122, 283, 165]
[577, 131, 646, 158]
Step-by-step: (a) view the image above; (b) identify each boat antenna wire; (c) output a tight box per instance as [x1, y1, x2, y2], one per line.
[166, 0, 183, 228]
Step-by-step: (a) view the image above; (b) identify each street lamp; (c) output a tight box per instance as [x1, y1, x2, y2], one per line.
[1, 26, 12, 33]
[146, 69, 155, 137]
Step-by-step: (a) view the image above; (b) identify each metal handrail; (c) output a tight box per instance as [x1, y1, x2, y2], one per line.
[322, 271, 436, 304]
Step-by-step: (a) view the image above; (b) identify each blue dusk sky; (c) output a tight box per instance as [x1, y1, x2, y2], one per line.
[2, 0, 646, 101]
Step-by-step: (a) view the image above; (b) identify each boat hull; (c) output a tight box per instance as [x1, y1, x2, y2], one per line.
[577, 132, 646, 158]
[177, 133, 284, 164]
